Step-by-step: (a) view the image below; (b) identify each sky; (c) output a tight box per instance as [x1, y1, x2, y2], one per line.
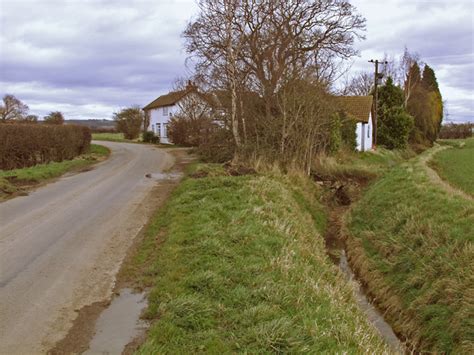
[0, 0, 473, 123]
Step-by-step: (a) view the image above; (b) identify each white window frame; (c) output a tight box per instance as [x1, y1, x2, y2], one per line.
[163, 106, 169, 116]
[156, 123, 161, 137]
[163, 123, 168, 138]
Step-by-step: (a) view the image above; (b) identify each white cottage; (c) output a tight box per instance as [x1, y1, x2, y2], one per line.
[337, 95, 374, 151]
[142, 89, 189, 144]
[143, 84, 215, 144]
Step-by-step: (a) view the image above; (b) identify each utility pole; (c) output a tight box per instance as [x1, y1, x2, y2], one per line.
[369, 59, 387, 147]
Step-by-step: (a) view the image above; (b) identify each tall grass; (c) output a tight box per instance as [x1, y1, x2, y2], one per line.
[124, 171, 391, 353]
[312, 148, 414, 181]
[346, 148, 474, 353]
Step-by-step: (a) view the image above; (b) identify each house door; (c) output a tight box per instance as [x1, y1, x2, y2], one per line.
[361, 124, 365, 151]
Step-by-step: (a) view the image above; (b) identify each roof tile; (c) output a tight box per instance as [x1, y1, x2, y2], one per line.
[336, 96, 373, 123]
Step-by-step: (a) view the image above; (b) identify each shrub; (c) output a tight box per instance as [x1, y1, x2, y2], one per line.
[0, 124, 91, 170]
[196, 126, 234, 163]
[168, 116, 206, 146]
[329, 114, 342, 153]
[378, 106, 414, 149]
[114, 106, 143, 140]
[168, 116, 218, 147]
[142, 131, 160, 144]
[341, 114, 357, 150]
[329, 113, 357, 153]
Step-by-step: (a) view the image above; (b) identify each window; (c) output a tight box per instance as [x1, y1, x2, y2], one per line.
[163, 106, 169, 116]
[163, 123, 168, 138]
[151, 124, 155, 132]
[156, 123, 161, 137]
[367, 124, 370, 138]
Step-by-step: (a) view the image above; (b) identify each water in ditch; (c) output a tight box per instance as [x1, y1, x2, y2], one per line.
[339, 250, 404, 353]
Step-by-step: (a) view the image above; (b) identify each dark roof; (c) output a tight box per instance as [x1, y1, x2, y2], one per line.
[143, 85, 220, 111]
[336, 95, 373, 123]
[143, 89, 191, 110]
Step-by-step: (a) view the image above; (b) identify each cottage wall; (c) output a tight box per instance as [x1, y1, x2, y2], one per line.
[147, 104, 178, 144]
[355, 113, 373, 151]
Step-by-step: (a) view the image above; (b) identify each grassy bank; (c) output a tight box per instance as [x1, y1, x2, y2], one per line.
[346, 147, 474, 353]
[312, 147, 414, 181]
[121, 166, 390, 353]
[430, 138, 474, 196]
[0, 144, 109, 199]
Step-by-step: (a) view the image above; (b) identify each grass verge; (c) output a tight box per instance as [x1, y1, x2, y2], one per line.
[346, 147, 474, 353]
[429, 138, 474, 196]
[121, 167, 390, 353]
[0, 144, 110, 199]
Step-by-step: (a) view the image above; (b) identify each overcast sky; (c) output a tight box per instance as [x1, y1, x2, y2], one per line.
[0, 0, 473, 122]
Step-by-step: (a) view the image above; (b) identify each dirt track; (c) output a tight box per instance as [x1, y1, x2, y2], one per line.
[0, 141, 175, 354]
[419, 144, 473, 201]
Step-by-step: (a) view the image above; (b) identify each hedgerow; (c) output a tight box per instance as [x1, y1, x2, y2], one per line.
[0, 124, 91, 170]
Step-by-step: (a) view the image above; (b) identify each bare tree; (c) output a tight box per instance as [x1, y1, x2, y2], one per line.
[400, 47, 421, 107]
[0, 94, 29, 121]
[236, 0, 365, 119]
[341, 71, 373, 96]
[277, 80, 335, 173]
[43, 111, 65, 125]
[183, 0, 244, 149]
[184, 0, 366, 169]
[114, 106, 143, 140]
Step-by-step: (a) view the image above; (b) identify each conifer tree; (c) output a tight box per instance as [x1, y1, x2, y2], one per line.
[376, 77, 414, 149]
[406, 63, 443, 145]
[421, 64, 443, 139]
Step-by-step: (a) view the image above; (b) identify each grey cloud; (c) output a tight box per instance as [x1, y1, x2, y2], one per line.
[1, 0, 472, 122]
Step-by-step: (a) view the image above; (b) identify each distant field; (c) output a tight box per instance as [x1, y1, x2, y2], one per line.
[430, 138, 474, 196]
[0, 144, 109, 199]
[347, 147, 474, 353]
[92, 132, 136, 142]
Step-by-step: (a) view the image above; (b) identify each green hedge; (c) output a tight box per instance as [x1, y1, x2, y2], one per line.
[0, 124, 91, 170]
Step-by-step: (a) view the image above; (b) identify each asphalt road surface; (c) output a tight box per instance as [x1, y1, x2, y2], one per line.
[0, 141, 174, 354]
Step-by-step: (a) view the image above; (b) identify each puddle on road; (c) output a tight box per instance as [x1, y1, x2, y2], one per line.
[83, 289, 147, 355]
[339, 251, 404, 353]
[147, 172, 183, 181]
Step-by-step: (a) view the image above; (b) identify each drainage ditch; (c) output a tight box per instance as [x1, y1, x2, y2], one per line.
[315, 174, 405, 353]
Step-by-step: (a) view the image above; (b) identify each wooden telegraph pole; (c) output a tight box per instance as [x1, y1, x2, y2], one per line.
[368, 59, 387, 148]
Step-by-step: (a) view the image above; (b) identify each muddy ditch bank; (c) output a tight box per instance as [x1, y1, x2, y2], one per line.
[48, 149, 194, 355]
[314, 172, 406, 353]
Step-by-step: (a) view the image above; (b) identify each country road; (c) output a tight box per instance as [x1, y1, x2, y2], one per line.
[0, 141, 175, 354]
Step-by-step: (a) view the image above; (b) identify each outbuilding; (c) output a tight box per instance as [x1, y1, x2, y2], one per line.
[337, 95, 374, 151]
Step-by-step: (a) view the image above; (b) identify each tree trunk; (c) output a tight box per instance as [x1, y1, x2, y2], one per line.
[225, 1, 241, 149]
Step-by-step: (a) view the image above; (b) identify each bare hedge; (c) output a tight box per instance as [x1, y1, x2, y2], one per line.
[0, 124, 91, 170]
[439, 123, 473, 139]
